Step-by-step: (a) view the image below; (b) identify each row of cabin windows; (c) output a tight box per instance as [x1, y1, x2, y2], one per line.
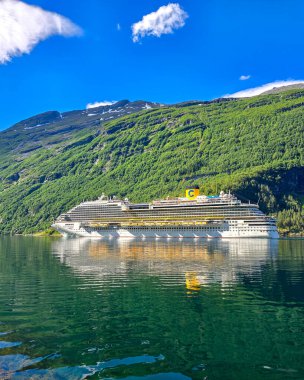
[70, 207, 260, 213]
[67, 226, 273, 233]
[70, 206, 261, 213]
[66, 211, 262, 221]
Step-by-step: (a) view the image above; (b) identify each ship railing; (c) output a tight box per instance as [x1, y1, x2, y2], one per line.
[84, 221, 225, 228]
[62, 214, 270, 226]
[82, 215, 225, 223]
[82, 218, 226, 228]
[151, 199, 241, 207]
[81, 214, 274, 223]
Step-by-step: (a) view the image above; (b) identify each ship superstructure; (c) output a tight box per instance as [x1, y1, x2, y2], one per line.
[52, 187, 279, 238]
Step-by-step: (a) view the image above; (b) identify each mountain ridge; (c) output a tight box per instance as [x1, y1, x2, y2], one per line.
[0, 100, 161, 158]
[260, 83, 304, 95]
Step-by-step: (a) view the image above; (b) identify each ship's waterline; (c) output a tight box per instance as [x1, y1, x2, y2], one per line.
[53, 224, 279, 239]
[52, 187, 279, 239]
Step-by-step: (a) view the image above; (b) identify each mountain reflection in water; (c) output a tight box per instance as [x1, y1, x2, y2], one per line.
[0, 237, 303, 380]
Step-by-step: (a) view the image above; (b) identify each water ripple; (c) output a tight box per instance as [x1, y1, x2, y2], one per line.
[0, 237, 304, 379]
[8, 354, 164, 379]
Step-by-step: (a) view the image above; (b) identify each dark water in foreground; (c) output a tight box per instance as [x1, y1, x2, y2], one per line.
[0, 237, 303, 380]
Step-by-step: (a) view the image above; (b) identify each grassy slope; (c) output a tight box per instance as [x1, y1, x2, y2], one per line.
[1, 90, 304, 233]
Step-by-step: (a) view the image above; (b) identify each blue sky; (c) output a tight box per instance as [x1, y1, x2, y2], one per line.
[0, 0, 304, 130]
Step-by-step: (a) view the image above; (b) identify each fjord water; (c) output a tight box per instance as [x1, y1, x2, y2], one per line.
[0, 237, 303, 380]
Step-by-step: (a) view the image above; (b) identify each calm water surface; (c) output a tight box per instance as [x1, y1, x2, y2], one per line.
[0, 237, 303, 379]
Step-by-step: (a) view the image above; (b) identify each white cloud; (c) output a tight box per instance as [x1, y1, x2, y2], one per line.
[117, 23, 121, 31]
[132, 3, 188, 43]
[86, 101, 117, 109]
[0, 0, 82, 64]
[239, 75, 251, 81]
[224, 80, 304, 98]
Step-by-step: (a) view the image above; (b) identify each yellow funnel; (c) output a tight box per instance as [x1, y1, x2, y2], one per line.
[186, 186, 199, 199]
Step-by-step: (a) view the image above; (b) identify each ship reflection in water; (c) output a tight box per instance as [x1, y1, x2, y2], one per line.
[1, 237, 304, 380]
[52, 238, 278, 292]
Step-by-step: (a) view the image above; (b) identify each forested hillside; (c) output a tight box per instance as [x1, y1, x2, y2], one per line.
[1, 90, 304, 234]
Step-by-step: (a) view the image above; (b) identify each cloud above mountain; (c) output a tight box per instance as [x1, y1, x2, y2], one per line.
[225, 80, 304, 98]
[0, 0, 82, 64]
[132, 3, 188, 43]
[86, 101, 116, 109]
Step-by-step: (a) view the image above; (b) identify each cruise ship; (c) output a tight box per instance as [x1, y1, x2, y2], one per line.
[52, 187, 279, 239]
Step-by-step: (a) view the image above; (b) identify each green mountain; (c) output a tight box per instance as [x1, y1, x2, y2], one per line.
[1, 90, 304, 234]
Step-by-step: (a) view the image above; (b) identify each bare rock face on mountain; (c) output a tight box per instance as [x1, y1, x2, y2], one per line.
[0, 100, 161, 156]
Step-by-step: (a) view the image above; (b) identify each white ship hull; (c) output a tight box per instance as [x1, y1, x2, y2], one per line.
[52, 191, 279, 240]
[53, 223, 279, 239]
